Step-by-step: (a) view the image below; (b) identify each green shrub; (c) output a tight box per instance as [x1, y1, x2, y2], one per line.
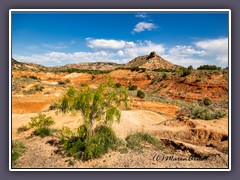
[58, 81, 66, 85]
[29, 113, 55, 138]
[29, 76, 39, 80]
[115, 83, 122, 88]
[130, 67, 140, 71]
[17, 125, 30, 133]
[34, 84, 44, 91]
[190, 105, 226, 120]
[61, 125, 118, 160]
[197, 65, 222, 70]
[203, 98, 212, 106]
[162, 73, 167, 80]
[129, 84, 138, 91]
[12, 141, 26, 167]
[137, 90, 145, 99]
[181, 68, 192, 77]
[146, 74, 151, 80]
[65, 79, 70, 83]
[126, 132, 161, 152]
[49, 103, 60, 110]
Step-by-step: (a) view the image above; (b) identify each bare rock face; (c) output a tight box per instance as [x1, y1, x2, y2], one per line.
[127, 52, 181, 70]
[147, 51, 158, 59]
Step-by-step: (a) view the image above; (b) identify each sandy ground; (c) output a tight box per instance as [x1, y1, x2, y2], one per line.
[11, 94, 229, 169]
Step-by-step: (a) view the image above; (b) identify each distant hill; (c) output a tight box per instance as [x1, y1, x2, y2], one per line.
[12, 52, 181, 71]
[126, 52, 181, 70]
[63, 62, 123, 71]
[12, 58, 48, 71]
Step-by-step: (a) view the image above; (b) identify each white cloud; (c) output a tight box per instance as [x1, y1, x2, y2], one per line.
[195, 38, 228, 66]
[135, 13, 148, 18]
[132, 22, 157, 33]
[13, 37, 229, 68]
[42, 42, 68, 49]
[168, 45, 205, 58]
[87, 38, 135, 49]
[120, 40, 165, 58]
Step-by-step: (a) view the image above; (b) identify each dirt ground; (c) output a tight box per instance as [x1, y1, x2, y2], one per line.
[12, 93, 229, 169]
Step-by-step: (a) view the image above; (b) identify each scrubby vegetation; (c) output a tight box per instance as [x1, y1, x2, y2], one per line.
[58, 80, 129, 160]
[129, 84, 138, 91]
[60, 125, 119, 160]
[197, 65, 222, 70]
[12, 141, 26, 167]
[126, 132, 162, 152]
[28, 113, 55, 138]
[17, 125, 30, 133]
[137, 90, 145, 99]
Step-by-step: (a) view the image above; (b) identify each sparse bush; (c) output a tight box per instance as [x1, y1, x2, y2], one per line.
[181, 68, 192, 77]
[60, 79, 128, 160]
[61, 125, 118, 160]
[49, 103, 60, 110]
[115, 83, 122, 88]
[29, 76, 39, 80]
[58, 80, 66, 85]
[17, 125, 30, 133]
[28, 113, 55, 138]
[162, 73, 167, 80]
[65, 79, 70, 83]
[34, 84, 44, 91]
[196, 78, 204, 82]
[137, 90, 145, 99]
[12, 141, 26, 167]
[130, 67, 140, 71]
[146, 74, 151, 80]
[197, 65, 222, 70]
[188, 65, 193, 70]
[190, 105, 226, 120]
[203, 98, 212, 106]
[126, 132, 162, 152]
[129, 84, 138, 91]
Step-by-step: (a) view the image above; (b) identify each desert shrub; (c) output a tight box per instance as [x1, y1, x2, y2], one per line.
[58, 80, 66, 85]
[129, 84, 138, 91]
[203, 98, 212, 106]
[181, 68, 192, 77]
[137, 90, 145, 99]
[139, 68, 146, 72]
[49, 103, 60, 110]
[65, 79, 70, 83]
[29, 76, 39, 80]
[115, 83, 122, 88]
[162, 73, 167, 80]
[34, 84, 44, 91]
[188, 65, 193, 70]
[12, 141, 26, 167]
[197, 65, 222, 70]
[28, 113, 55, 138]
[196, 78, 204, 82]
[17, 125, 30, 133]
[126, 132, 161, 152]
[190, 105, 226, 120]
[130, 67, 140, 71]
[61, 125, 118, 160]
[146, 74, 151, 80]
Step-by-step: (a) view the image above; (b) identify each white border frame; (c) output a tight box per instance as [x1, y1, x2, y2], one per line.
[9, 9, 231, 171]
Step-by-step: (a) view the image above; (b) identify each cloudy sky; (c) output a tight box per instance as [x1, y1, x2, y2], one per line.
[12, 11, 229, 68]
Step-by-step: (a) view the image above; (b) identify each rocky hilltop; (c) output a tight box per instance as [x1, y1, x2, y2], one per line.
[126, 51, 180, 70]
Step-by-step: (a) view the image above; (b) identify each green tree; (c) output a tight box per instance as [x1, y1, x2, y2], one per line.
[60, 79, 128, 136]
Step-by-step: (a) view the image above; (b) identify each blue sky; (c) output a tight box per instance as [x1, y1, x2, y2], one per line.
[12, 11, 229, 67]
